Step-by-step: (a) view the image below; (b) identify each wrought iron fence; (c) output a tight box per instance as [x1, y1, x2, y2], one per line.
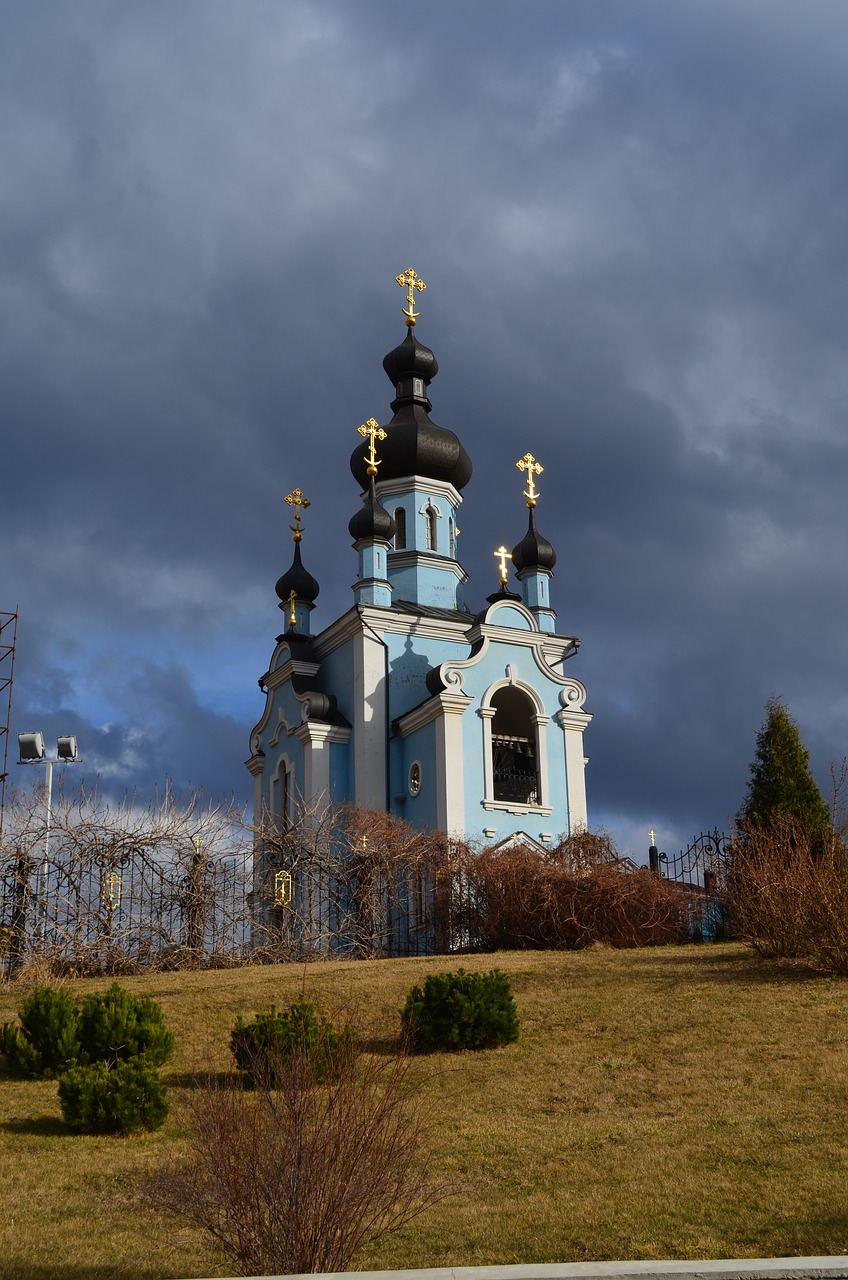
[0, 840, 256, 974]
[649, 829, 732, 940]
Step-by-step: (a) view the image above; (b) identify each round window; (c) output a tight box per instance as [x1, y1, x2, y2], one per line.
[408, 761, 422, 797]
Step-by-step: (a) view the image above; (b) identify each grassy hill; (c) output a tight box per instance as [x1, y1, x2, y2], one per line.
[1, 943, 847, 1279]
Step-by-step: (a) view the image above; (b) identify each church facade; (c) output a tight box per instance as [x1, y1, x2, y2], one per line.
[246, 272, 591, 852]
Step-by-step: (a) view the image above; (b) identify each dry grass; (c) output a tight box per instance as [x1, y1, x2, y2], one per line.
[1, 944, 847, 1277]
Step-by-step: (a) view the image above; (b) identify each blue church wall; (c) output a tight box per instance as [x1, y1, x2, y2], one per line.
[385, 629, 467, 721]
[392, 719, 439, 828]
[329, 740, 350, 805]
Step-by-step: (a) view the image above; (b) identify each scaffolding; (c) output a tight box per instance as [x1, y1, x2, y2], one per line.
[0, 608, 18, 835]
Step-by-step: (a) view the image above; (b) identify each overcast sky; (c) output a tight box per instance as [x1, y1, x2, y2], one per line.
[3, 0, 848, 859]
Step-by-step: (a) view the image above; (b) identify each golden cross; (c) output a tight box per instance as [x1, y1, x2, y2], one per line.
[357, 417, 387, 476]
[395, 268, 427, 327]
[288, 590, 297, 628]
[650, 830, 656, 846]
[494, 545, 510, 585]
[284, 487, 310, 542]
[516, 452, 543, 507]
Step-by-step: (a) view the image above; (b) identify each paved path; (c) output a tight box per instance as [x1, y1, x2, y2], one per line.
[192, 1258, 848, 1280]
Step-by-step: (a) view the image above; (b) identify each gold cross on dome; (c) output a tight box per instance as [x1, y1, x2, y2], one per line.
[395, 268, 427, 327]
[357, 417, 387, 476]
[650, 830, 656, 846]
[494, 545, 510, 585]
[516, 452, 543, 507]
[284, 487, 310, 542]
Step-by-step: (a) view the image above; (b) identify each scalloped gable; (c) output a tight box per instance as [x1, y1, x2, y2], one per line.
[483, 600, 535, 630]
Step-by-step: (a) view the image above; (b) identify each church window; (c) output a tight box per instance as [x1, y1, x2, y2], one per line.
[449, 518, 455, 558]
[279, 766, 290, 830]
[490, 686, 539, 805]
[394, 508, 406, 550]
[425, 505, 438, 552]
[408, 761, 422, 796]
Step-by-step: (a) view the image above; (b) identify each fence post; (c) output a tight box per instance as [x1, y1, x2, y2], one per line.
[184, 838, 207, 962]
[8, 847, 32, 975]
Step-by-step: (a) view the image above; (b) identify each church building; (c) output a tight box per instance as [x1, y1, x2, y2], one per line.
[246, 270, 591, 851]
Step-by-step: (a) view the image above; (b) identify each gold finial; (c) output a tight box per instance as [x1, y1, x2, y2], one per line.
[494, 545, 510, 585]
[357, 417, 387, 476]
[395, 268, 427, 327]
[516, 453, 543, 507]
[288, 590, 297, 628]
[284, 487, 311, 542]
[649, 830, 656, 846]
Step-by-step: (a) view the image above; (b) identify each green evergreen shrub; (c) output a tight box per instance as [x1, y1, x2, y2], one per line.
[0, 986, 81, 1078]
[401, 969, 519, 1053]
[231, 1001, 353, 1085]
[77, 982, 174, 1067]
[58, 1060, 169, 1135]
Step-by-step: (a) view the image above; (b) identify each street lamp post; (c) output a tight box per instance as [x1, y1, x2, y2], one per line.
[18, 733, 81, 940]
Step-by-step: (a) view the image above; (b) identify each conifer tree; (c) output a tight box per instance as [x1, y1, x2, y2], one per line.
[737, 697, 830, 838]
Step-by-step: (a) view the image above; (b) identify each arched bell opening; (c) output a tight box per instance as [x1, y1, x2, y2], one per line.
[490, 686, 539, 805]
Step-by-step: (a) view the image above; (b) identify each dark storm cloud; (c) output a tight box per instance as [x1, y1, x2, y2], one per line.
[3, 0, 848, 857]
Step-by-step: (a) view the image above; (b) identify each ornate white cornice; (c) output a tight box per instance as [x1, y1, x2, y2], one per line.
[293, 721, 351, 746]
[396, 690, 470, 738]
[374, 475, 463, 507]
[387, 549, 469, 585]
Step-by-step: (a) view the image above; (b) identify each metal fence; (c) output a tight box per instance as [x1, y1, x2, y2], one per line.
[649, 829, 732, 940]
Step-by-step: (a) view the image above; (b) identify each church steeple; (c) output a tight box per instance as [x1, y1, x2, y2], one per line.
[275, 487, 319, 635]
[511, 453, 557, 632]
[349, 418, 395, 608]
[348, 270, 471, 612]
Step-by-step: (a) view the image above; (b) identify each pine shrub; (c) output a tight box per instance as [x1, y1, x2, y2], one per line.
[0, 986, 81, 1078]
[230, 1000, 353, 1085]
[77, 982, 174, 1067]
[58, 1060, 169, 1135]
[401, 969, 519, 1053]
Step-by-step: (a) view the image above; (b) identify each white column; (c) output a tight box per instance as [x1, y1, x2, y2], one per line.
[434, 695, 468, 836]
[555, 709, 592, 831]
[352, 622, 387, 809]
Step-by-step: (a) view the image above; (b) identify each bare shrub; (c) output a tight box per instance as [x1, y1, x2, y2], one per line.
[250, 799, 453, 960]
[454, 842, 685, 951]
[724, 812, 848, 974]
[150, 1035, 436, 1276]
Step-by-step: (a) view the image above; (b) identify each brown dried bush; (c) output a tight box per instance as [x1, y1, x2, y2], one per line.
[454, 843, 685, 951]
[150, 1034, 436, 1276]
[723, 812, 848, 974]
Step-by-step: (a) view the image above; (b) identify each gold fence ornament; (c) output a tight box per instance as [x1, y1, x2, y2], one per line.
[101, 871, 122, 910]
[274, 870, 292, 907]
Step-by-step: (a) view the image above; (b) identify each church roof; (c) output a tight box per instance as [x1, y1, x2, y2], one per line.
[390, 598, 476, 623]
[348, 474, 396, 543]
[275, 540, 320, 607]
[511, 505, 557, 573]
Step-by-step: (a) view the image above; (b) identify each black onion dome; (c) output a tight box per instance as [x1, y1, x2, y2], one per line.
[348, 476, 396, 543]
[512, 506, 557, 573]
[382, 327, 439, 386]
[275, 541, 320, 606]
[349, 328, 472, 491]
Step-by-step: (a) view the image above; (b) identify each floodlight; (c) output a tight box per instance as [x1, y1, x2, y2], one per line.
[57, 736, 78, 762]
[18, 732, 45, 762]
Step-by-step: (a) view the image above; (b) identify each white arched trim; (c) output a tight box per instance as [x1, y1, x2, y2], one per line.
[479, 675, 552, 815]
